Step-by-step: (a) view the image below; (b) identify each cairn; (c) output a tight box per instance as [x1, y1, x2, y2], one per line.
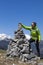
[6, 23, 40, 65]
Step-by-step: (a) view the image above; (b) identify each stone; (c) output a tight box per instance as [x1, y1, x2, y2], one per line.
[38, 63, 43, 65]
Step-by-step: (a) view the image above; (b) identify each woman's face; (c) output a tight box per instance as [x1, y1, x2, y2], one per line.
[31, 23, 35, 28]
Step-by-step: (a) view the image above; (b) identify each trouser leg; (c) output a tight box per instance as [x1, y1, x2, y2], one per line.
[29, 38, 35, 54]
[29, 42, 31, 54]
[35, 41, 40, 57]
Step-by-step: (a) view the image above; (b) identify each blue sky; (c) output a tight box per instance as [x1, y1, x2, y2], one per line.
[0, 0, 43, 39]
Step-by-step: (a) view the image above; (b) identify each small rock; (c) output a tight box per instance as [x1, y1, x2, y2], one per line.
[13, 63, 17, 65]
[1, 56, 3, 59]
[0, 53, 1, 55]
[38, 62, 43, 65]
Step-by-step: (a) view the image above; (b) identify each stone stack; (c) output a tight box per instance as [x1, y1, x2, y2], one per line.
[6, 25, 40, 65]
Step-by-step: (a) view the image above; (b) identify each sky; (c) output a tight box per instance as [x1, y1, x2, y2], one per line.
[0, 0, 43, 39]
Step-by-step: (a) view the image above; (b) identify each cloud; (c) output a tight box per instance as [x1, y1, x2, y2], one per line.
[0, 33, 11, 40]
[25, 34, 31, 40]
[0, 34, 31, 40]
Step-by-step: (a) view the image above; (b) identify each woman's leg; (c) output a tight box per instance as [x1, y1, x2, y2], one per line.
[35, 40, 40, 57]
[29, 38, 35, 54]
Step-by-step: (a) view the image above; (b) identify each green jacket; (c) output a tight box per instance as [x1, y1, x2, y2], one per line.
[22, 24, 41, 41]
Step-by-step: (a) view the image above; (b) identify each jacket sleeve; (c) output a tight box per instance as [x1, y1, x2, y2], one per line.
[36, 28, 41, 41]
[22, 24, 31, 30]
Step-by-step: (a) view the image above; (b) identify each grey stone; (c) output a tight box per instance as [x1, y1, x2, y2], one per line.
[38, 63, 43, 65]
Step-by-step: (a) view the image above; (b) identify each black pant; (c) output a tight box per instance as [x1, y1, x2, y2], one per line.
[29, 38, 40, 57]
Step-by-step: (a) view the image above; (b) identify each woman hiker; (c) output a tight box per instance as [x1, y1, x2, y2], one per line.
[19, 22, 41, 58]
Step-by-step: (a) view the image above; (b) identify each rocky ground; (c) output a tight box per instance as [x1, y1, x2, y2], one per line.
[0, 50, 43, 65]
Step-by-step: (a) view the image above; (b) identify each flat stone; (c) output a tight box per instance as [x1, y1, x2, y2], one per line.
[38, 62, 43, 65]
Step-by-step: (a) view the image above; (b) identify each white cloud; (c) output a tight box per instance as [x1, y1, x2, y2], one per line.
[0, 33, 11, 40]
[0, 33, 31, 40]
[25, 34, 31, 40]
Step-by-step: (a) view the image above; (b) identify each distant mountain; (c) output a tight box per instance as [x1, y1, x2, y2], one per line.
[0, 34, 12, 50]
[0, 40, 10, 50]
